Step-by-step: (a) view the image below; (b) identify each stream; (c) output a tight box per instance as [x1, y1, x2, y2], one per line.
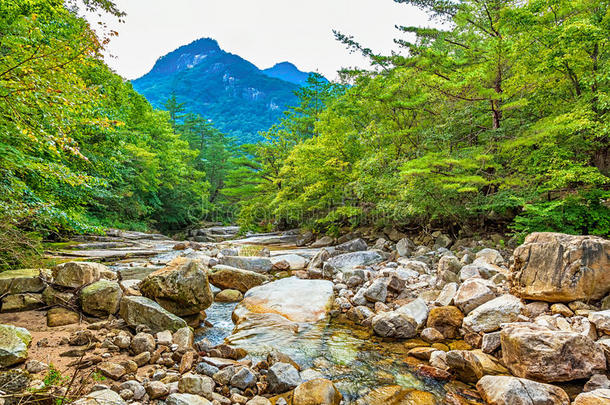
[47, 231, 480, 404]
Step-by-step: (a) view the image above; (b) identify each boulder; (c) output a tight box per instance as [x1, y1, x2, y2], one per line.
[363, 279, 388, 303]
[1, 293, 43, 312]
[80, 279, 122, 317]
[230, 367, 257, 390]
[510, 233, 610, 302]
[573, 389, 610, 405]
[208, 265, 268, 293]
[589, 310, 610, 335]
[476, 375, 569, 405]
[166, 393, 211, 405]
[271, 254, 307, 270]
[119, 296, 187, 333]
[293, 378, 342, 405]
[426, 306, 463, 339]
[233, 277, 334, 324]
[323, 251, 383, 275]
[445, 349, 509, 383]
[73, 388, 126, 405]
[454, 278, 496, 314]
[97, 361, 126, 380]
[178, 373, 214, 398]
[335, 238, 367, 253]
[396, 238, 416, 257]
[52, 261, 105, 288]
[372, 298, 428, 338]
[0, 269, 44, 295]
[215, 289, 243, 302]
[463, 294, 524, 333]
[267, 362, 301, 393]
[435, 282, 458, 306]
[42, 286, 74, 306]
[47, 307, 79, 327]
[501, 322, 606, 382]
[0, 324, 31, 367]
[140, 257, 213, 316]
[311, 236, 334, 248]
[220, 256, 273, 273]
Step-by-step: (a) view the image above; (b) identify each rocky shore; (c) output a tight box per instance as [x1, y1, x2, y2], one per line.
[1, 229, 609, 404]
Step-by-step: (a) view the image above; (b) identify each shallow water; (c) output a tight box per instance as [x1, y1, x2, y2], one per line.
[196, 301, 463, 403]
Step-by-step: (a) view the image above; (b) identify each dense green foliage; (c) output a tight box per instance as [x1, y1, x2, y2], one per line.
[132, 38, 311, 144]
[236, 0, 610, 238]
[0, 0, 223, 268]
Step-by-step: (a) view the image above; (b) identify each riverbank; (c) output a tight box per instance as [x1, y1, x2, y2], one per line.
[0, 229, 609, 404]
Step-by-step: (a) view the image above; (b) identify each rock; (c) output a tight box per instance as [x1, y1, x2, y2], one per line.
[311, 236, 334, 248]
[131, 332, 155, 354]
[246, 396, 272, 405]
[481, 332, 501, 353]
[271, 254, 307, 270]
[396, 238, 416, 257]
[208, 265, 267, 293]
[293, 378, 342, 405]
[501, 322, 606, 382]
[0, 269, 44, 295]
[476, 375, 570, 405]
[220, 256, 273, 272]
[435, 282, 458, 306]
[454, 278, 496, 314]
[550, 303, 574, 317]
[73, 388, 126, 405]
[524, 301, 549, 318]
[178, 373, 214, 398]
[173, 327, 194, 349]
[336, 238, 367, 252]
[573, 389, 610, 405]
[80, 279, 122, 317]
[120, 380, 146, 400]
[42, 286, 74, 306]
[140, 257, 213, 316]
[215, 289, 243, 302]
[426, 306, 463, 339]
[1, 293, 43, 312]
[0, 324, 31, 367]
[167, 393, 211, 405]
[584, 374, 610, 392]
[446, 349, 509, 383]
[421, 328, 445, 343]
[25, 359, 48, 374]
[360, 385, 435, 405]
[133, 351, 150, 366]
[196, 362, 219, 377]
[323, 251, 383, 275]
[146, 380, 169, 399]
[463, 294, 524, 333]
[233, 277, 334, 324]
[119, 296, 187, 333]
[52, 261, 105, 288]
[434, 234, 452, 249]
[590, 310, 610, 335]
[476, 248, 504, 265]
[230, 367, 256, 390]
[510, 233, 610, 302]
[363, 279, 388, 303]
[267, 362, 301, 393]
[372, 298, 428, 338]
[47, 307, 80, 327]
[97, 361, 126, 380]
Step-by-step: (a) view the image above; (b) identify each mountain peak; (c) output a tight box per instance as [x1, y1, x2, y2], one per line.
[148, 37, 222, 75]
[262, 62, 317, 85]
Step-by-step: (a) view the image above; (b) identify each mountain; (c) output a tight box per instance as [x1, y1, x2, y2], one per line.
[131, 38, 319, 143]
[262, 62, 318, 86]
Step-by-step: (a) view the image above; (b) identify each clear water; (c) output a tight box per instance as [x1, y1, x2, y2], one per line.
[196, 302, 479, 404]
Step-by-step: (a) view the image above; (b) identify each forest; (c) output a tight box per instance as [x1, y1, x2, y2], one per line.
[1, 0, 609, 269]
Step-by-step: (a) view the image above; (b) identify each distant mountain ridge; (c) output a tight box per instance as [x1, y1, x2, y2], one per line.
[131, 38, 322, 143]
[263, 61, 322, 86]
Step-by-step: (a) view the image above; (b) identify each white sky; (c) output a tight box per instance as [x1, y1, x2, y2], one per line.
[85, 0, 432, 81]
